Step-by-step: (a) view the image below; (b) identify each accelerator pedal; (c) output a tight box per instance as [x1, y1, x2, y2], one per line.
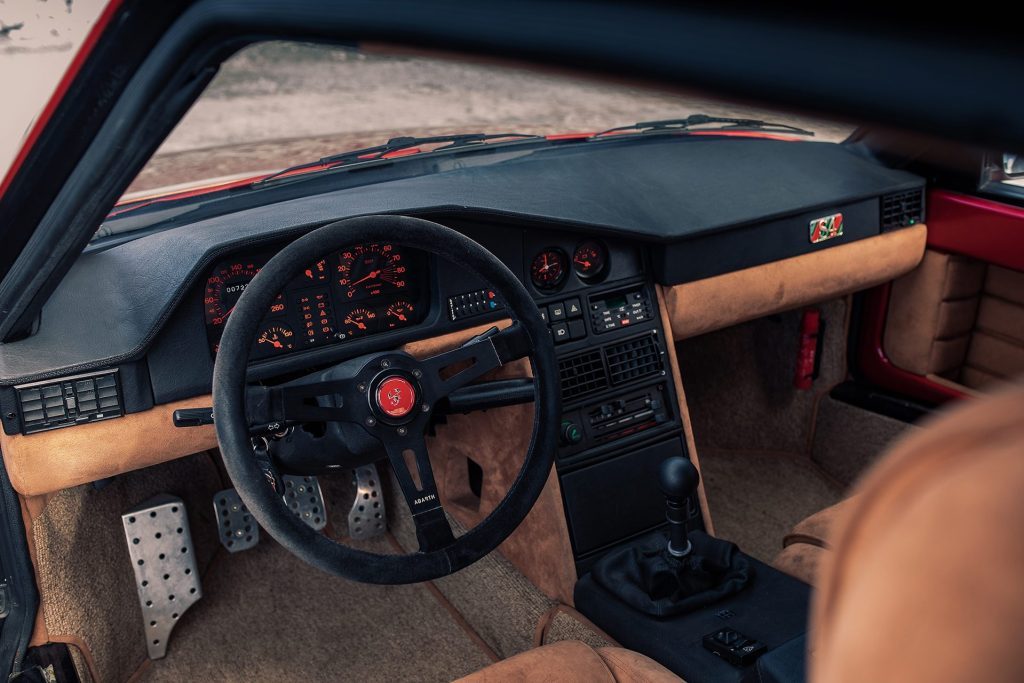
[282, 475, 328, 531]
[348, 464, 387, 540]
[213, 488, 259, 553]
[121, 494, 202, 659]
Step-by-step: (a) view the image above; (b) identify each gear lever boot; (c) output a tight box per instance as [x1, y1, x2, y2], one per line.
[591, 457, 752, 617]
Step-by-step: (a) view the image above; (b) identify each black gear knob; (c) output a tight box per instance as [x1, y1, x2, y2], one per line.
[660, 457, 699, 557]
[660, 456, 700, 501]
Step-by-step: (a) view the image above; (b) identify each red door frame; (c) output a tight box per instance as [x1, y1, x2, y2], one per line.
[857, 188, 1024, 404]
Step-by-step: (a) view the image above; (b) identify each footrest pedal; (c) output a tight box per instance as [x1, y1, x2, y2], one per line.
[122, 494, 202, 660]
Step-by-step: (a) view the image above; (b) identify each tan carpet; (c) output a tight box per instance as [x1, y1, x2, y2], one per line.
[142, 538, 492, 683]
[698, 449, 845, 563]
[32, 453, 223, 683]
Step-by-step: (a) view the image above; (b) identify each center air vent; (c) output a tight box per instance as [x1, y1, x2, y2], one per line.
[605, 334, 663, 386]
[881, 189, 924, 231]
[559, 350, 608, 400]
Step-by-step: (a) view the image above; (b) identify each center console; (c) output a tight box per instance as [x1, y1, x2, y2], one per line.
[516, 230, 810, 683]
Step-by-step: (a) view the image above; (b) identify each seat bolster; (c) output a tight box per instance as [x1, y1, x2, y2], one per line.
[773, 542, 827, 585]
[455, 640, 682, 683]
[784, 497, 855, 549]
[596, 646, 683, 682]
[455, 640, 617, 683]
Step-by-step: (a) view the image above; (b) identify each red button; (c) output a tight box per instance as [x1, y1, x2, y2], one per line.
[375, 376, 417, 418]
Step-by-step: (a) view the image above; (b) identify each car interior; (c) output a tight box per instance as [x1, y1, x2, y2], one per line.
[0, 4, 1022, 683]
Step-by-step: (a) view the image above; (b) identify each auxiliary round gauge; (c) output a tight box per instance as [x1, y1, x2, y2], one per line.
[530, 248, 568, 290]
[384, 300, 415, 329]
[572, 239, 608, 281]
[255, 323, 296, 354]
[341, 307, 377, 336]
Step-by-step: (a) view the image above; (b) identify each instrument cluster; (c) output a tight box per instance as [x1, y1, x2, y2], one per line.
[203, 243, 427, 360]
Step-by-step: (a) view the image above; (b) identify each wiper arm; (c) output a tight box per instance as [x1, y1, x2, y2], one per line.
[594, 113, 815, 137]
[252, 132, 542, 187]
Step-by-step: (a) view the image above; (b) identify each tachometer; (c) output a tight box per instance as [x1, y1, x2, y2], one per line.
[255, 323, 296, 354]
[336, 243, 407, 301]
[204, 261, 262, 325]
[572, 239, 608, 281]
[530, 248, 568, 290]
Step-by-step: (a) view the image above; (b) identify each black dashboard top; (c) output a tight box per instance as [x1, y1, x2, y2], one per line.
[0, 137, 922, 384]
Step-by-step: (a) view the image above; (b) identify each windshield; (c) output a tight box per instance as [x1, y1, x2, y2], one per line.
[126, 41, 852, 199]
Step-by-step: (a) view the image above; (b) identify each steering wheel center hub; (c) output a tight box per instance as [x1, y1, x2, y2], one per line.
[374, 375, 417, 419]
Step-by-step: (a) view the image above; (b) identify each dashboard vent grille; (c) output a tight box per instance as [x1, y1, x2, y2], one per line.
[881, 189, 924, 231]
[606, 334, 663, 386]
[559, 350, 608, 400]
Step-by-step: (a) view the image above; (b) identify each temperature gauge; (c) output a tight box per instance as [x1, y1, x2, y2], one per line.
[255, 323, 296, 355]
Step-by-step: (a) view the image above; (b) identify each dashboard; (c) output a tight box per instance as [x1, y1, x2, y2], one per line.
[203, 243, 428, 359]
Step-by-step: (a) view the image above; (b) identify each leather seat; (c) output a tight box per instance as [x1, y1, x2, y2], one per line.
[773, 497, 854, 585]
[810, 379, 1024, 681]
[455, 640, 682, 682]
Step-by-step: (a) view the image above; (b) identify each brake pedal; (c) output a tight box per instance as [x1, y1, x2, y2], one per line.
[213, 489, 259, 553]
[282, 475, 327, 531]
[348, 464, 387, 540]
[121, 495, 202, 659]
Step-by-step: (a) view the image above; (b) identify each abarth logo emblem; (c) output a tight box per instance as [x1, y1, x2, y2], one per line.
[414, 494, 437, 506]
[809, 212, 844, 243]
[387, 387, 402, 406]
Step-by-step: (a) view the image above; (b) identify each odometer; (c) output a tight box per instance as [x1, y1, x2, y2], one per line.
[530, 248, 568, 291]
[336, 243, 408, 301]
[204, 260, 263, 326]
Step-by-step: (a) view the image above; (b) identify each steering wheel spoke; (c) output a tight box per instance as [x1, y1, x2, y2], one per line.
[381, 431, 455, 552]
[418, 323, 531, 402]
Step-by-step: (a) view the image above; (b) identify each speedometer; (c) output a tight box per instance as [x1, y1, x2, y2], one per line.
[204, 260, 262, 326]
[336, 243, 408, 301]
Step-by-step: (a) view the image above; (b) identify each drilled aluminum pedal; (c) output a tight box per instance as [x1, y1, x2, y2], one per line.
[282, 475, 327, 531]
[122, 494, 202, 659]
[214, 488, 259, 553]
[348, 464, 386, 540]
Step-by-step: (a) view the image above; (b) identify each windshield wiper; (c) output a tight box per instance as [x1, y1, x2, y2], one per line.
[593, 114, 815, 137]
[251, 132, 543, 187]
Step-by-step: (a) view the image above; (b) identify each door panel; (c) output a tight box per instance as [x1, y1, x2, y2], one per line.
[858, 189, 1024, 403]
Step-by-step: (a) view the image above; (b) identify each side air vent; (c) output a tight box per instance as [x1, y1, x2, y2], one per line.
[559, 350, 608, 400]
[881, 189, 924, 231]
[605, 334, 663, 386]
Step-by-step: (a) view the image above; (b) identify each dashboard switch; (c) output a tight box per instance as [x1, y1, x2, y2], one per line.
[551, 322, 570, 343]
[549, 303, 567, 321]
[560, 419, 583, 446]
[565, 298, 583, 318]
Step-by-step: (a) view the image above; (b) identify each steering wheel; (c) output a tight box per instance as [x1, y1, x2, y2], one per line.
[213, 215, 559, 584]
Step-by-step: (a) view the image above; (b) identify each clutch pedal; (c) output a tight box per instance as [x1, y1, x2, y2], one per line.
[282, 475, 327, 531]
[122, 494, 202, 659]
[213, 488, 259, 553]
[348, 464, 387, 540]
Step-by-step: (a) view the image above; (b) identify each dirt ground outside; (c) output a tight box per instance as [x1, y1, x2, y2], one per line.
[133, 42, 855, 194]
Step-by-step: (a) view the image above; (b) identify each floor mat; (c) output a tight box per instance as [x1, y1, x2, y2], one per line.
[697, 449, 845, 563]
[142, 537, 492, 682]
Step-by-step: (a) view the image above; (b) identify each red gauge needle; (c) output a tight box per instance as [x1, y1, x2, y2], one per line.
[575, 258, 591, 268]
[346, 318, 367, 330]
[540, 254, 550, 271]
[260, 338, 283, 349]
[350, 270, 381, 287]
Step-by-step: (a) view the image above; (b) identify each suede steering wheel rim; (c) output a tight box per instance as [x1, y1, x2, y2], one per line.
[213, 215, 559, 584]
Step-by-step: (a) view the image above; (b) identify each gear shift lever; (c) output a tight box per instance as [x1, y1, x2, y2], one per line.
[660, 457, 699, 558]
